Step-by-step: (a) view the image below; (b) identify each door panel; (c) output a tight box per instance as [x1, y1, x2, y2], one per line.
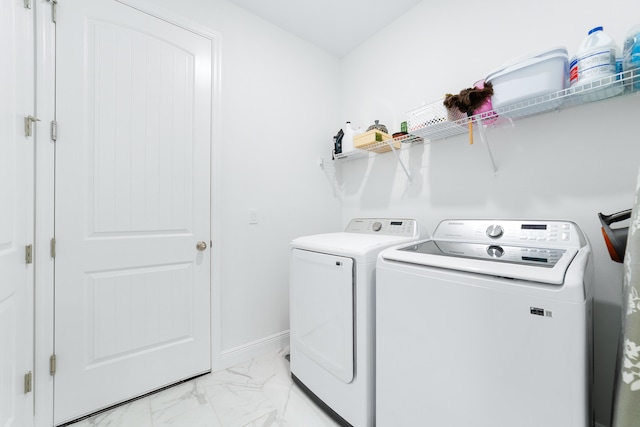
[55, 1, 212, 423]
[0, 0, 34, 426]
[89, 20, 195, 235]
[290, 249, 354, 383]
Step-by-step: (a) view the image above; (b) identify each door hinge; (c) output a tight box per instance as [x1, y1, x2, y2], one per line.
[24, 0, 31, 9]
[50, 238, 56, 259]
[24, 115, 40, 137]
[51, 120, 57, 142]
[47, 0, 57, 23]
[24, 371, 33, 394]
[25, 244, 33, 264]
[49, 354, 56, 376]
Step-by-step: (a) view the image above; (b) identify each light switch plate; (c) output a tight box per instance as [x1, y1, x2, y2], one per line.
[249, 209, 258, 224]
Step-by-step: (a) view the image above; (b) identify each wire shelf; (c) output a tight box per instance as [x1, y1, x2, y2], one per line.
[322, 68, 639, 179]
[333, 133, 424, 160]
[407, 69, 640, 142]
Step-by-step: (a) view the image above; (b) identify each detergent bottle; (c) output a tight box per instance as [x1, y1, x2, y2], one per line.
[570, 26, 618, 87]
[342, 121, 363, 154]
[623, 24, 640, 90]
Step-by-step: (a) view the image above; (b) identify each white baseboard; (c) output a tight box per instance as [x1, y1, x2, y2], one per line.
[215, 330, 289, 371]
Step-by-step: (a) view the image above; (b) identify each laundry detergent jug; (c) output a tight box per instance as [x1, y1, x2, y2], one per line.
[623, 24, 640, 90]
[570, 26, 618, 87]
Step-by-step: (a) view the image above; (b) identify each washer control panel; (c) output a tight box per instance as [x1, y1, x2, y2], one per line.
[512, 222, 573, 244]
[346, 218, 419, 237]
[400, 240, 566, 268]
[434, 219, 584, 249]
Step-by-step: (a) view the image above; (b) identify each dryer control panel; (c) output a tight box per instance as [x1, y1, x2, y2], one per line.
[346, 218, 419, 237]
[433, 219, 585, 249]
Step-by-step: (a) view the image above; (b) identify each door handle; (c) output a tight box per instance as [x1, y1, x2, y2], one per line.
[196, 241, 207, 251]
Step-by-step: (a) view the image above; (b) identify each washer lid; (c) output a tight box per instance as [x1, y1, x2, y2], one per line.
[382, 239, 579, 285]
[291, 232, 420, 263]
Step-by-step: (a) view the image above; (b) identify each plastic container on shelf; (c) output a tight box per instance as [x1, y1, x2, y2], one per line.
[342, 121, 362, 154]
[498, 46, 569, 70]
[485, 47, 568, 117]
[570, 26, 617, 86]
[570, 26, 623, 101]
[623, 24, 640, 90]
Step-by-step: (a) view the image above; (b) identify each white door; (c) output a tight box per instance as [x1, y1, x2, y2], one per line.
[54, 0, 212, 423]
[0, 1, 35, 426]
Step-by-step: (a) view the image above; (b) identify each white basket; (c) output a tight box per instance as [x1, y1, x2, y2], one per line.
[406, 99, 467, 140]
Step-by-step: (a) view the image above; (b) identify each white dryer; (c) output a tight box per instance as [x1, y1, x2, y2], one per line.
[375, 219, 594, 427]
[289, 218, 423, 427]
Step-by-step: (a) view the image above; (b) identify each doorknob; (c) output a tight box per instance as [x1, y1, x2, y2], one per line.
[196, 241, 207, 251]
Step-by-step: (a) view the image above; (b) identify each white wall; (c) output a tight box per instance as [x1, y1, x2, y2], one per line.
[145, 0, 343, 366]
[339, 0, 640, 425]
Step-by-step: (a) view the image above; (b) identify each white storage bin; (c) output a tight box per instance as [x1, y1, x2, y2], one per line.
[486, 47, 568, 116]
[498, 46, 568, 70]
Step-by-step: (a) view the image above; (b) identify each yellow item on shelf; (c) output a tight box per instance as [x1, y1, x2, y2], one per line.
[353, 129, 399, 153]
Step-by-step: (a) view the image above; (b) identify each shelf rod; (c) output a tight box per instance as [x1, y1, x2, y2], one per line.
[476, 117, 497, 174]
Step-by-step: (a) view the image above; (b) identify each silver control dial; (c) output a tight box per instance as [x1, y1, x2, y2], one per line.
[372, 222, 382, 232]
[486, 245, 504, 258]
[486, 224, 504, 239]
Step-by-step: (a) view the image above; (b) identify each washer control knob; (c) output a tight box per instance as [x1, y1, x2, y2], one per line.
[486, 224, 504, 239]
[372, 221, 382, 232]
[487, 245, 505, 258]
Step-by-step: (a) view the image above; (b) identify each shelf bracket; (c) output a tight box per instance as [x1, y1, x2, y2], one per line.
[476, 117, 498, 175]
[319, 156, 342, 196]
[387, 140, 412, 182]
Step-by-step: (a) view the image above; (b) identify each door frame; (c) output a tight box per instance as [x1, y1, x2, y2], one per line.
[2, 1, 36, 426]
[33, 1, 222, 424]
[33, 1, 56, 426]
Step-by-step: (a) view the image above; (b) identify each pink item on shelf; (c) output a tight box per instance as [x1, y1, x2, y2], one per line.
[472, 79, 498, 124]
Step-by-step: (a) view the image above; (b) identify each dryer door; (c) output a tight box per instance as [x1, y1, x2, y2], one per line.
[290, 249, 354, 383]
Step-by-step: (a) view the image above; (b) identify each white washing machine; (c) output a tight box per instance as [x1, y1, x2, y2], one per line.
[375, 219, 594, 427]
[289, 218, 423, 427]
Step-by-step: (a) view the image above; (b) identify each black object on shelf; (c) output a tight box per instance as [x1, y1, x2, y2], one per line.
[333, 128, 344, 158]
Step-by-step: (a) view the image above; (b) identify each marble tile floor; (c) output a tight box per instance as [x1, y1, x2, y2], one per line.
[67, 348, 339, 427]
